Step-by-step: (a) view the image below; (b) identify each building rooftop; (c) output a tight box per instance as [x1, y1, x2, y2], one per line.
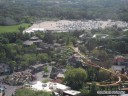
[57, 73, 65, 78]
[31, 81, 70, 92]
[23, 40, 33, 46]
[64, 90, 81, 96]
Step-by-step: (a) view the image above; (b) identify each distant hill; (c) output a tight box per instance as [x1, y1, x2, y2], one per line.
[0, 0, 128, 25]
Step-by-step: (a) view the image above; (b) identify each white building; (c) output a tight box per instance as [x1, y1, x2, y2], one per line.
[31, 81, 70, 92]
[111, 65, 125, 71]
[30, 81, 81, 96]
[63, 90, 81, 96]
[23, 28, 45, 33]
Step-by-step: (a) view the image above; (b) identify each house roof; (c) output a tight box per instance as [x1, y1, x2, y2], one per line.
[114, 55, 125, 62]
[23, 40, 33, 45]
[57, 73, 65, 78]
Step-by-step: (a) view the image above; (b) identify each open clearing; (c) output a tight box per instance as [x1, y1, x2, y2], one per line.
[0, 23, 30, 33]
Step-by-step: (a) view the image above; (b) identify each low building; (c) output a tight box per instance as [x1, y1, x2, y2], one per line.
[23, 36, 42, 47]
[111, 65, 125, 71]
[63, 90, 81, 96]
[56, 73, 65, 80]
[23, 40, 33, 46]
[112, 55, 128, 72]
[31, 81, 70, 93]
[30, 64, 45, 73]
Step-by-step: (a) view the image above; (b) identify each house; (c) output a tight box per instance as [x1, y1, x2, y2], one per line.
[23, 40, 33, 46]
[112, 55, 128, 72]
[23, 36, 42, 47]
[111, 65, 125, 71]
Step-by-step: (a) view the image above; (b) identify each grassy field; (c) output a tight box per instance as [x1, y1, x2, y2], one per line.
[0, 23, 31, 33]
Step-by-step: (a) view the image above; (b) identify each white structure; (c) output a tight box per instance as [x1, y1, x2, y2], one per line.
[23, 28, 45, 33]
[111, 65, 125, 71]
[57, 73, 65, 79]
[31, 81, 70, 92]
[63, 90, 81, 96]
[23, 20, 128, 33]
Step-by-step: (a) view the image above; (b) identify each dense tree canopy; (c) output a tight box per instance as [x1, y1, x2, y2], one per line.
[0, 0, 128, 26]
[64, 68, 88, 90]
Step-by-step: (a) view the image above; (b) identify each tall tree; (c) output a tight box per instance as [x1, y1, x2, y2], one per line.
[64, 68, 88, 90]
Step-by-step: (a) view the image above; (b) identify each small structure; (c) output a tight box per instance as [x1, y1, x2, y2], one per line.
[23, 40, 33, 46]
[23, 28, 45, 33]
[63, 90, 81, 96]
[112, 55, 128, 72]
[111, 65, 125, 71]
[56, 73, 65, 80]
[30, 64, 44, 73]
[23, 36, 42, 47]
[92, 34, 109, 39]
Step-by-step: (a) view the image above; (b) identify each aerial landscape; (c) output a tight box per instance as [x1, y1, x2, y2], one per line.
[0, 0, 128, 96]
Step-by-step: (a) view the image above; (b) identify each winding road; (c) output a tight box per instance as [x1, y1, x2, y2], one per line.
[70, 46, 128, 86]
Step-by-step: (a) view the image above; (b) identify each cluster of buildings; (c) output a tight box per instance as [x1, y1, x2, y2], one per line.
[23, 20, 128, 33]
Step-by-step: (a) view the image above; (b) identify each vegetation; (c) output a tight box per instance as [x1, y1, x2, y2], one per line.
[15, 88, 53, 96]
[64, 68, 88, 90]
[0, 23, 30, 33]
[0, 0, 128, 26]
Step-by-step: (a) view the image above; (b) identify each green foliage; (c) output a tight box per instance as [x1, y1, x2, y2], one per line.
[86, 67, 99, 81]
[89, 83, 99, 96]
[0, 0, 128, 26]
[92, 49, 108, 61]
[43, 32, 55, 44]
[15, 88, 53, 96]
[80, 87, 90, 96]
[98, 69, 111, 81]
[37, 53, 49, 63]
[64, 68, 88, 90]
[0, 23, 30, 33]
